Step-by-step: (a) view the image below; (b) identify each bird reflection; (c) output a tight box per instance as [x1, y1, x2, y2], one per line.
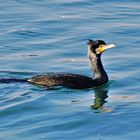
[91, 88, 108, 110]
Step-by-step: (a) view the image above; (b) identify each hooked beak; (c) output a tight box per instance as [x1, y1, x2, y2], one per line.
[96, 44, 116, 54]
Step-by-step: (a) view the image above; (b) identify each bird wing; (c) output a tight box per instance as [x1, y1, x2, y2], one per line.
[28, 73, 94, 89]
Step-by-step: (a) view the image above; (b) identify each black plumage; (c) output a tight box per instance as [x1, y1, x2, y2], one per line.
[0, 40, 115, 89]
[27, 40, 116, 89]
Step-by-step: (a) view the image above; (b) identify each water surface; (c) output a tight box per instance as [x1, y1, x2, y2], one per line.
[0, 0, 140, 140]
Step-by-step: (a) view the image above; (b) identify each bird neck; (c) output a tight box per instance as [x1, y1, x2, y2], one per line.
[88, 51, 108, 82]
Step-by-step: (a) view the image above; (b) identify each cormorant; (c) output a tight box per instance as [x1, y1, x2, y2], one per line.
[0, 40, 116, 89]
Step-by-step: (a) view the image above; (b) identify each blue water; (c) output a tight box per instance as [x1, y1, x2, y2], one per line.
[0, 0, 140, 139]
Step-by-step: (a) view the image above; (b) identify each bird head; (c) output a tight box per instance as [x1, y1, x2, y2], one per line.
[87, 39, 116, 55]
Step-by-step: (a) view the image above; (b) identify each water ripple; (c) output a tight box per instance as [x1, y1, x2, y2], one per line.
[0, 0, 140, 140]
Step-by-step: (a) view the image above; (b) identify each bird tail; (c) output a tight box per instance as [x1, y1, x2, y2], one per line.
[0, 78, 28, 83]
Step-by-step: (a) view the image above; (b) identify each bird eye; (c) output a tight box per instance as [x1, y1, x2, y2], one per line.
[99, 45, 103, 48]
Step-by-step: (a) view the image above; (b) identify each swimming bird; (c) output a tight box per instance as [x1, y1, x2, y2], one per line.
[0, 40, 115, 89]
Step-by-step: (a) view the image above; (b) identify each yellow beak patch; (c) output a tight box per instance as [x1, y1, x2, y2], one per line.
[96, 44, 116, 54]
